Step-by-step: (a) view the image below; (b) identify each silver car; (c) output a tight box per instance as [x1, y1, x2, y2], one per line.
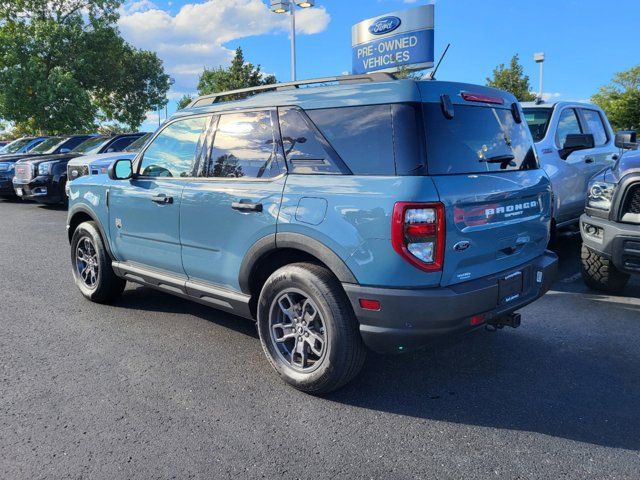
[522, 101, 619, 230]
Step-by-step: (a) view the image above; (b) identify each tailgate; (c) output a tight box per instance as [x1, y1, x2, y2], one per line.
[432, 171, 552, 286]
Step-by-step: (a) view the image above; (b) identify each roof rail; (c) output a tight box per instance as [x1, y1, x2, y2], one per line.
[187, 72, 397, 108]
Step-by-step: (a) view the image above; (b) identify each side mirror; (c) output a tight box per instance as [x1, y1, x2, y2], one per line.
[615, 130, 637, 149]
[59, 148, 71, 154]
[108, 158, 133, 180]
[560, 133, 595, 160]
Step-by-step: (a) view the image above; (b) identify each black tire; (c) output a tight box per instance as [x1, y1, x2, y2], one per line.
[581, 244, 629, 293]
[257, 262, 366, 394]
[71, 221, 125, 303]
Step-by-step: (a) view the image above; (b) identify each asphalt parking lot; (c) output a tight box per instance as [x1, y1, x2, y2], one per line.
[1, 199, 638, 479]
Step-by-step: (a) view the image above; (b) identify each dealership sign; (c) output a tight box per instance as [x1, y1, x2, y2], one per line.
[352, 4, 435, 75]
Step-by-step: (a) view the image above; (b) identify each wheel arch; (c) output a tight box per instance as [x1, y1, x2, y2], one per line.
[67, 205, 114, 259]
[239, 233, 358, 317]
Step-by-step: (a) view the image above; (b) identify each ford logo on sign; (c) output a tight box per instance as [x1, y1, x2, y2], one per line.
[369, 16, 402, 36]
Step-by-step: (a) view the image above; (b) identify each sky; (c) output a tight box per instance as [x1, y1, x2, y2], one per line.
[116, 0, 640, 131]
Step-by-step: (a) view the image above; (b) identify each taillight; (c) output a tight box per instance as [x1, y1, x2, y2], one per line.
[392, 202, 445, 272]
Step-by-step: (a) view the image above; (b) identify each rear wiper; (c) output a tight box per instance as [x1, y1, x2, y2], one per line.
[479, 154, 516, 167]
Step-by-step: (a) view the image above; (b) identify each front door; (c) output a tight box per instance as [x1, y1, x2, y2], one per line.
[180, 110, 286, 292]
[108, 115, 211, 274]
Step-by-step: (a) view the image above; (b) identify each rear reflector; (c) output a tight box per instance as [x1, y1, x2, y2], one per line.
[359, 299, 381, 311]
[461, 92, 504, 105]
[470, 314, 486, 326]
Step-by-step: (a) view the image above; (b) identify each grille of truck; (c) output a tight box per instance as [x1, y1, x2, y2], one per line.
[622, 184, 640, 214]
[14, 162, 33, 182]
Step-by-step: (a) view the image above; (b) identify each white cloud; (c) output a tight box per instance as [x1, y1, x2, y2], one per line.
[118, 0, 331, 94]
[541, 92, 562, 101]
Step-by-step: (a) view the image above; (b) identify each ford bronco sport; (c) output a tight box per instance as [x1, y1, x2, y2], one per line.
[67, 74, 558, 393]
[581, 131, 639, 292]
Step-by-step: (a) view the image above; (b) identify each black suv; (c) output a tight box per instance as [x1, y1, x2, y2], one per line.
[581, 132, 640, 292]
[13, 133, 144, 205]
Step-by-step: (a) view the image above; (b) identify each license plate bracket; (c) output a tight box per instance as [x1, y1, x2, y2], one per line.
[499, 271, 523, 304]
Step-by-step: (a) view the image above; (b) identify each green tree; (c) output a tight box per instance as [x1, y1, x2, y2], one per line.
[486, 54, 536, 102]
[197, 47, 276, 98]
[177, 95, 193, 110]
[591, 65, 640, 131]
[0, 0, 169, 134]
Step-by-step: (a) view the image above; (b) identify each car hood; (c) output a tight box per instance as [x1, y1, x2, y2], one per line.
[0, 153, 56, 163]
[614, 149, 640, 180]
[15, 152, 82, 166]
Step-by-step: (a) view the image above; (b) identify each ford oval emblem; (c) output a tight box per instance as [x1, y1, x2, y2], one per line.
[453, 241, 471, 252]
[369, 16, 402, 36]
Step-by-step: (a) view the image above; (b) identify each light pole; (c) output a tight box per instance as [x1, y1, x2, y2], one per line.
[534, 52, 545, 101]
[270, 0, 316, 81]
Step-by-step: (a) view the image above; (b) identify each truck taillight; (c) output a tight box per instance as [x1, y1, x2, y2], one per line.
[392, 202, 445, 272]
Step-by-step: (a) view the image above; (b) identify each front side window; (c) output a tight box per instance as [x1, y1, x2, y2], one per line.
[140, 116, 208, 178]
[207, 111, 280, 179]
[555, 109, 583, 147]
[581, 109, 608, 146]
[106, 136, 139, 153]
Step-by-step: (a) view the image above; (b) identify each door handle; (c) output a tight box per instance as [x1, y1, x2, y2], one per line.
[151, 194, 173, 204]
[232, 201, 263, 212]
[584, 157, 594, 164]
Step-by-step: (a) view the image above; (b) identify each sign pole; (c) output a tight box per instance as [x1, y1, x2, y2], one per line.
[290, 6, 297, 81]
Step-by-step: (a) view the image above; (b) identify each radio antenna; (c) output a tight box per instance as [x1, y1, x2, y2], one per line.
[428, 43, 451, 80]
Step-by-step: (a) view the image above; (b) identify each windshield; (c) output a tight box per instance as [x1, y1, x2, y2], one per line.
[423, 103, 538, 175]
[1, 138, 34, 154]
[125, 133, 152, 152]
[72, 136, 107, 154]
[29, 137, 64, 154]
[523, 108, 552, 142]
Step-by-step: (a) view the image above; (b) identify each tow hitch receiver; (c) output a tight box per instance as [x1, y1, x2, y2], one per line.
[486, 312, 521, 331]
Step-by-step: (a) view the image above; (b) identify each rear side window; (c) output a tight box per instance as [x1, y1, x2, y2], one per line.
[307, 106, 395, 175]
[278, 107, 344, 174]
[581, 109, 608, 146]
[555, 108, 583, 147]
[523, 108, 552, 142]
[422, 103, 538, 175]
[208, 111, 281, 179]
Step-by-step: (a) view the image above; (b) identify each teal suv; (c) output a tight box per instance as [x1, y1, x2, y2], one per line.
[67, 74, 558, 393]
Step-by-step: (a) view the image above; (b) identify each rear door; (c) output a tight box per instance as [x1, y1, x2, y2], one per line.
[108, 115, 210, 274]
[420, 96, 552, 287]
[179, 109, 286, 292]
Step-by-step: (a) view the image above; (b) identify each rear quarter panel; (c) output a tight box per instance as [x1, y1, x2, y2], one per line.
[278, 175, 443, 288]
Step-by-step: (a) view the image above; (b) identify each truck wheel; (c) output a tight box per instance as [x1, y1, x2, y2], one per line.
[581, 244, 629, 293]
[257, 263, 366, 394]
[71, 221, 125, 303]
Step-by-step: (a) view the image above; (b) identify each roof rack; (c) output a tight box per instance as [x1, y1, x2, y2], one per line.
[187, 72, 397, 108]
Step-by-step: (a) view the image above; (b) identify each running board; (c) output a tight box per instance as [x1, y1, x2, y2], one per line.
[112, 261, 253, 320]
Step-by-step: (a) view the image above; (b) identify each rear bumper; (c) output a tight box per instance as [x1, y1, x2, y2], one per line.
[13, 175, 63, 204]
[581, 214, 640, 274]
[343, 251, 558, 353]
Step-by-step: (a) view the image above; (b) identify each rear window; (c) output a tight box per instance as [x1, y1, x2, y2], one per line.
[423, 103, 538, 175]
[523, 108, 552, 142]
[306, 104, 424, 175]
